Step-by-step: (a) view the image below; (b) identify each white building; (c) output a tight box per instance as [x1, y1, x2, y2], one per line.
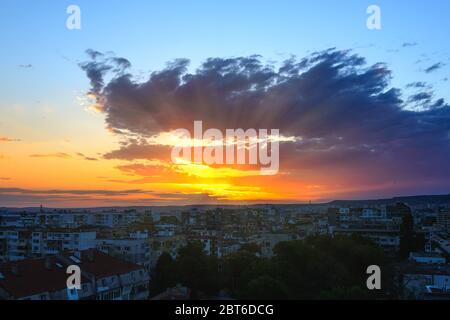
[31, 229, 96, 256]
[96, 237, 151, 270]
[0, 229, 31, 262]
[409, 252, 446, 264]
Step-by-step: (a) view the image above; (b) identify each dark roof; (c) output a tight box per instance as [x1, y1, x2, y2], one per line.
[402, 262, 450, 276]
[63, 249, 143, 279]
[0, 256, 87, 299]
[0, 249, 143, 298]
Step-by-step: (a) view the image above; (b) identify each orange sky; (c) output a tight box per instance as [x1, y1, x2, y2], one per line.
[0, 112, 352, 207]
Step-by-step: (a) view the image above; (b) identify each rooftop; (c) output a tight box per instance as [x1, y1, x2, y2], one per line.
[62, 249, 143, 279]
[0, 249, 145, 299]
[0, 256, 89, 299]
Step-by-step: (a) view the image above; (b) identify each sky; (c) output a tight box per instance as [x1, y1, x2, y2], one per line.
[0, 0, 450, 207]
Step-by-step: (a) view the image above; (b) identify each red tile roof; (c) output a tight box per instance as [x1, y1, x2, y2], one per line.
[63, 249, 143, 279]
[0, 256, 86, 299]
[0, 249, 144, 299]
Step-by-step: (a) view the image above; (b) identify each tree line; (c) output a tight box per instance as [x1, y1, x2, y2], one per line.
[150, 235, 394, 299]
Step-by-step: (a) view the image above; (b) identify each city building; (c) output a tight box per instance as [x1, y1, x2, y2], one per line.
[31, 228, 97, 257]
[402, 263, 450, 300]
[96, 237, 151, 270]
[0, 249, 150, 300]
[409, 252, 446, 265]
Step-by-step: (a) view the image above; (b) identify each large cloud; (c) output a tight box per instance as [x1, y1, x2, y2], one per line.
[79, 48, 450, 198]
[80, 48, 449, 136]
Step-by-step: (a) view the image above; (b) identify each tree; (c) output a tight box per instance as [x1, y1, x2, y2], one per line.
[399, 213, 425, 259]
[319, 286, 375, 300]
[152, 236, 391, 299]
[239, 243, 261, 255]
[271, 236, 387, 299]
[222, 251, 264, 295]
[150, 252, 176, 295]
[240, 276, 288, 300]
[174, 242, 222, 297]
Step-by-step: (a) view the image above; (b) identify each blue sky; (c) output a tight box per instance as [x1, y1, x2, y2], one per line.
[1, 0, 449, 89]
[1, 0, 449, 142]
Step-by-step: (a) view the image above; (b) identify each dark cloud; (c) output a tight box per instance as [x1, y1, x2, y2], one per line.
[17, 64, 33, 68]
[79, 61, 112, 96]
[29, 152, 99, 161]
[110, 57, 131, 72]
[29, 153, 71, 159]
[430, 98, 446, 109]
[85, 49, 104, 60]
[76, 153, 98, 161]
[407, 91, 433, 105]
[424, 62, 445, 73]
[0, 187, 151, 196]
[82, 49, 398, 137]
[406, 81, 428, 89]
[0, 187, 221, 207]
[0, 177, 10, 181]
[79, 49, 450, 195]
[0, 136, 21, 143]
[79, 50, 131, 97]
[103, 143, 171, 161]
[402, 42, 418, 48]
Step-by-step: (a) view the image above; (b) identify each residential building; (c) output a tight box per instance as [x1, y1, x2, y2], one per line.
[0, 249, 150, 300]
[31, 228, 96, 257]
[96, 237, 151, 270]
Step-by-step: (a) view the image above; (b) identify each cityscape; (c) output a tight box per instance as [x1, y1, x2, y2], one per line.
[0, 195, 449, 300]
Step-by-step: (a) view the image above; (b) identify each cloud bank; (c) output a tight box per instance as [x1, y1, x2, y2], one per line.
[78, 48, 450, 200]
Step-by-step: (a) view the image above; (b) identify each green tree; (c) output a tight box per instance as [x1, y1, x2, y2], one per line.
[149, 252, 176, 295]
[222, 250, 268, 296]
[240, 276, 289, 300]
[239, 243, 261, 254]
[271, 236, 387, 299]
[400, 213, 425, 259]
[174, 242, 222, 298]
[319, 286, 375, 300]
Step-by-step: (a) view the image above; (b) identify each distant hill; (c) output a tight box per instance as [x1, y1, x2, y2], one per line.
[327, 194, 450, 207]
[1, 194, 450, 212]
